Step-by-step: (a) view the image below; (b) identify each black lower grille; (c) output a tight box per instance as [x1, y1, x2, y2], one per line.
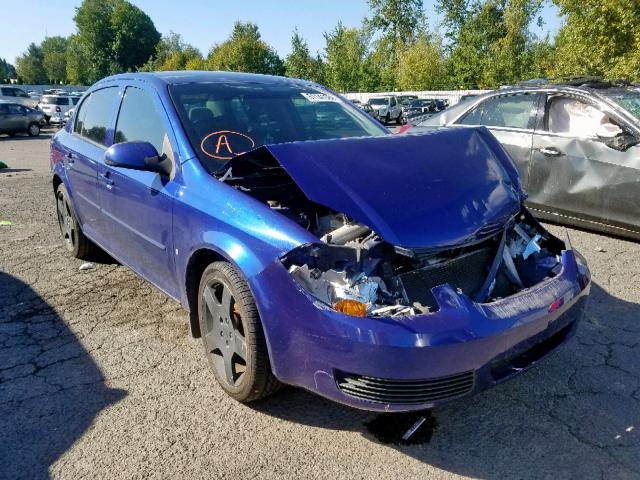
[336, 370, 475, 404]
[398, 246, 495, 309]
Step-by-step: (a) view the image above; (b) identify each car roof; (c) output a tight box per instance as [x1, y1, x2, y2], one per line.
[95, 71, 317, 90]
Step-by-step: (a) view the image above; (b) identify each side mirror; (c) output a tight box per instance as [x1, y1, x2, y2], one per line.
[104, 141, 171, 176]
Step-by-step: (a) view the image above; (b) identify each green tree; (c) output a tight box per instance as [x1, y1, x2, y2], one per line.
[364, 0, 428, 91]
[0, 58, 17, 83]
[397, 35, 447, 89]
[323, 23, 368, 92]
[440, 0, 543, 88]
[74, 0, 115, 81]
[15, 43, 47, 84]
[66, 35, 92, 85]
[74, 0, 160, 82]
[366, 0, 426, 45]
[206, 22, 284, 75]
[285, 29, 325, 83]
[142, 32, 204, 71]
[550, 0, 640, 81]
[41, 36, 69, 84]
[111, 0, 160, 72]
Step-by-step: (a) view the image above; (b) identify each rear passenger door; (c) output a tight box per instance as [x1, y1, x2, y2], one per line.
[62, 86, 119, 243]
[453, 93, 541, 189]
[97, 85, 178, 296]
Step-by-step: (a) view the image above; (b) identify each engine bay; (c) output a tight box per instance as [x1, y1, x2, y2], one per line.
[219, 161, 565, 317]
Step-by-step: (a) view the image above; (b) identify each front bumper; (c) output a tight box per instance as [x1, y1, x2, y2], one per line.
[250, 249, 590, 412]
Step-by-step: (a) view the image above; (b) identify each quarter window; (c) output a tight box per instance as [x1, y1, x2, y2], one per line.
[457, 95, 538, 130]
[75, 87, 117, 146]
[115, 87, 167, 154]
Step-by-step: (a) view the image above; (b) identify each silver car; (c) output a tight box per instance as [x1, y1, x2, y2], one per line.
[0, 101, 45, 136]
[408, 79, 640, 240]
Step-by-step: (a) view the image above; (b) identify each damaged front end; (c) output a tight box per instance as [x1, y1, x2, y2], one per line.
[281, 210, 570, 318]
[216, 129, 582, 319]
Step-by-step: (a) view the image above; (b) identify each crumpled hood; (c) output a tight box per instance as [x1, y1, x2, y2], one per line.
[229, 127, 523, 248]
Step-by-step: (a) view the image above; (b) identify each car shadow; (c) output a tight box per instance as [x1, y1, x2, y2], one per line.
[0, 272, 126, 480]
[0, 133, 54, 140]
[0, 168, 33, 174]
[252, 281, 640, 478]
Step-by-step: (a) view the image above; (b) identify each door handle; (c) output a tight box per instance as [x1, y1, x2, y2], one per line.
[538, 147, 563, 157]
[100, 171, 114, 189]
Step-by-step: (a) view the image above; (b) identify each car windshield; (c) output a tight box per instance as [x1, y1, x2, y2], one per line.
[169, 81, 386, 172]
[604, 90, 640, 120]
[410, 100, 433, 107]
[41, 96, 68, 105]
[368, 98, 388, 106]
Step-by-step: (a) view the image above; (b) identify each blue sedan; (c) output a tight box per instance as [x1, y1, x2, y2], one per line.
[51, 72, 590, 411]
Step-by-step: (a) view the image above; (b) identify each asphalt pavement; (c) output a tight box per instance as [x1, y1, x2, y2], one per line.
[0, 130, 638, 479]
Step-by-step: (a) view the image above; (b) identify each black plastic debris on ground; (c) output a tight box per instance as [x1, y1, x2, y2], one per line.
[364, 411, 438, 445]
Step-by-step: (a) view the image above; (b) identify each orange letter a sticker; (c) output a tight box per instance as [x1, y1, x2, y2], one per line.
[215, 134, 234, 155]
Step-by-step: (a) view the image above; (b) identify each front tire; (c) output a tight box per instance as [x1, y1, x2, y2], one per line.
[55, 183, 96, 259]
[385, 113, 390, 125]
[198, 261, 279, 402]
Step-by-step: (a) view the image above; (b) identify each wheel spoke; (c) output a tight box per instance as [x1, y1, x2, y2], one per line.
[203, 326, 222, 351]
[203, 287, 217, 315]
[223, 354, 235, 384]
[220, 286, 232, 313]
[233, 331, 247, 360]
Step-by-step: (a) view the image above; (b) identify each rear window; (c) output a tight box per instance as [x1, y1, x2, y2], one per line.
[41, 96, 69, 105]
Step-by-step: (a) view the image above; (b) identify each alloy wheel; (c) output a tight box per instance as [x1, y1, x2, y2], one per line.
[201, 280, 248, 387]
[56, 192, 75, 250]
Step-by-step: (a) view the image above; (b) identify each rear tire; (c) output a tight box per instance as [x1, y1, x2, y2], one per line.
[55, 183, 96, 259]
[27, 123, 40, 137]
[198, 261, 279, 402]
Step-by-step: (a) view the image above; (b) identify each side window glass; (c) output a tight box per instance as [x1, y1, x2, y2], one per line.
[115, 87, 167, 154]
[80, 87, 117, 146]
[3, 88, 15, 97]
[547, 97, 621, 138]
[0, 104, 7, 114]
[457, 95, 538, 129]
[74, 95, 89, 135]
[7, 104, 23, 114]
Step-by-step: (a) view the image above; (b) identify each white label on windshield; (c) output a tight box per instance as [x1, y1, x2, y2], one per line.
[300, 92, 339, 103]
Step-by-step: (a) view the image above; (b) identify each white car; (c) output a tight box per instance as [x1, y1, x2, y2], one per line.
[38, 95, 80, 125]
[366, 96, 403, 125]
[0, 87, 38, 108]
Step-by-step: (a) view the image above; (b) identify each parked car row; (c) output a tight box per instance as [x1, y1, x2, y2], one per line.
[0, 86, 86, 126]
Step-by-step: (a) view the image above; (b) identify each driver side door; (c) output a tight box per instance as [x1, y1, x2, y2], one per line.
[527, 94, 640, 232]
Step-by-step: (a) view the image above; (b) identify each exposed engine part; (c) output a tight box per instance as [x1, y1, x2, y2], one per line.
[321, 223, 371, 245]
[289, 264, 389, 312]
[282, 210, 565, 317]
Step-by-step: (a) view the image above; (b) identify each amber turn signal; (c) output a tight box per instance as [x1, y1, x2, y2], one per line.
[334, 299, 367, 318]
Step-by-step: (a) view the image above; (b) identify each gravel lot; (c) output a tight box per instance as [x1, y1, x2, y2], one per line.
[1, 131, 639, 479]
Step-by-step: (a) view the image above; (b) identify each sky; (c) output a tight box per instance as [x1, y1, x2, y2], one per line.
[0, 0, 564, 64]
